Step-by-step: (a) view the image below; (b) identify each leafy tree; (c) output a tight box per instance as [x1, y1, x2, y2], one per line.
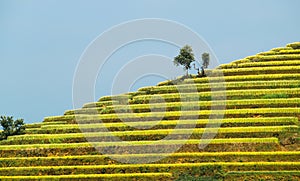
[174, 45, 195, 76]
[0, 116, 25, 140]
[193, 52, 210, 77]
[201, 52, 210, 76]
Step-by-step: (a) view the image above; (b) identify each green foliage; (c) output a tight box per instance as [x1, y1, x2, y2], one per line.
[0, 137, 279, 150]
[1, 151, 299, 167]
[174, 45, 195, 75]
[178, 74, 300, 85]
[138, 80, 300, 95]
[217, 65, 300, 76]
[131, 88, 299, 104]
[0, 116, 25, 141]
[176, 165, 224, 181]
[220, 60, 300, 69]
[0, 162, 298, 177]
[287, 42, 300, 49]
[201, 52, 210, 68]
[225, 171, 300, 180]
[262, 93, 289, 99]
[0, 173, 172, 181]
[5, 126, 295, 145]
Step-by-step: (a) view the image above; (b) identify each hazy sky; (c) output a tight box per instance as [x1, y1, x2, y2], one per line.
[1, 0, 300, 123]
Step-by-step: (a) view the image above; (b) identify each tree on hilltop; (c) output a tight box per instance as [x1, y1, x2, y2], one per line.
[193, 52, 210, 77]
[201, 52, 210, 76]
[173, 45, 195, 77]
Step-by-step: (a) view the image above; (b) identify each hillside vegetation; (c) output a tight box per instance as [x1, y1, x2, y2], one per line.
[0, 42, 300, 180]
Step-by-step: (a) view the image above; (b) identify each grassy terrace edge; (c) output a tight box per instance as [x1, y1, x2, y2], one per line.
[0, 138, 279, 150]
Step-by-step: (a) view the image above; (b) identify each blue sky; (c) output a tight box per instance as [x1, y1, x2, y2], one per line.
[1, 0, 300, 123]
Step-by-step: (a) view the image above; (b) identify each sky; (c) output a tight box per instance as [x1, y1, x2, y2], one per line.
[0, 0, 300, 124]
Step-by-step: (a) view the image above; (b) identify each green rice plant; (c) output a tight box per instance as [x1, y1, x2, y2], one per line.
[43, 107, 300, 124]
[270, 47, 293, 52]
[98, 94, 132, 102]
[1, 151, 298, 167]
[131, 88, 300, 103]
[287, 42, 300, 49]
[0, 141, 280, 156]
[43, 115, 75, 123]
[262, 93, 289, 99]
[24, 128, 42, 134]
[256, 51, 278, 56]
[25, 123, 43, 129]
[181, 74, 300, 85]
[227, 170, 300, 175]
[64, 107, 102, 116]
[225, 170, 300, 180]
[8, 126, 298, 145]
[26, 116, 297, 135]
[0, 173, 173, 181]
[228, 59, 251, 65]
[0, 161, 298, 176]
[103, 98, 300, 113]
[138, 80, 300, 95]
[258, 54, 300, 60]
[41, 121, 68, 125]
[40, 117, 298, 130]
[74, 98, 300, 116]
[279, 49, 300, 54]
[215, 66, 300, 76]
[219, 60, 300, 69]
[83, 100, 119, 108]
[0, 137, 279, 150]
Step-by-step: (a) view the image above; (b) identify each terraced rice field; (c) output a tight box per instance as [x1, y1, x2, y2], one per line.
[0, 42, 300, 180]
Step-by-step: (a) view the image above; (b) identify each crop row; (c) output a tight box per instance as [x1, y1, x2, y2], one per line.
[66, 97, 300, 115]
[271, 46, 294, 51]
[0, 162, 298, 176]
[25, 123, 43, 129]
[246, 54, 300, 61]
[99, 94, 133, 102]
[257, 51, 278, 56]
[108, 98, 300, 113]
[219, 60, 300, 69]
[255, 48, 300, 56]
[25, 117, 298, 134]
[225, 58, 251, 65]
[131, 88, 300, 103]
[0, 137, 279, 150]
[213, 65, 300, 77]
[257, 49, 300, 56]
[279, 49, 300, 54]
[26, 121, 68, 128]
[158, 74, 300, 86]
[136, 80, 300, 95]
[0, 173, 172, 181]
[79, 98, 300, 114]
[43, 107, 300, 124]
[287, 42, 300, 49]
[83, 100, 119, 108]
[1, 151, 298, 167]
[225, 170, 300, 180]
[0, 141, 280, 157]
[8, 126, 297, 143]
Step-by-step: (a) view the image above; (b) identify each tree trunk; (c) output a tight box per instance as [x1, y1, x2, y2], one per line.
[201, 66, 205, 76]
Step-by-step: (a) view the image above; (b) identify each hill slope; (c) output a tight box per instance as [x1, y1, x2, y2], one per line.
[1, 42, 300, 180]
